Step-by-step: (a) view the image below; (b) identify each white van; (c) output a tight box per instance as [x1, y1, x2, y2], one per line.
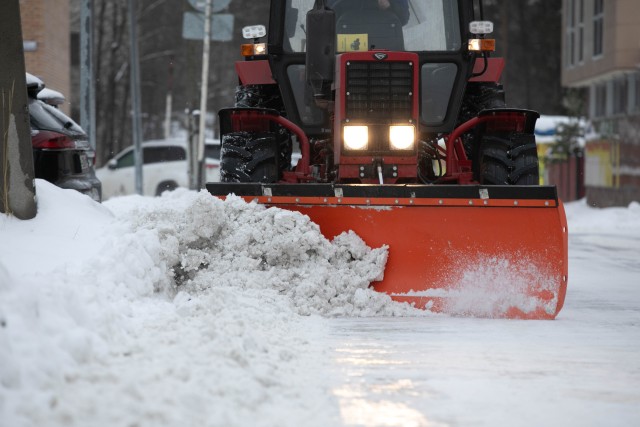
[97, 138, 220, 199]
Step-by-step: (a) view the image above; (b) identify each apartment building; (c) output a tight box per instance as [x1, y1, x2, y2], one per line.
[19, 0, 72, 114]
[562, 0, 640, 206]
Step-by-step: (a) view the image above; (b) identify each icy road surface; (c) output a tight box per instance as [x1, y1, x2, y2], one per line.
[1, 180, 639, 427]
[329, 213, 640, 426]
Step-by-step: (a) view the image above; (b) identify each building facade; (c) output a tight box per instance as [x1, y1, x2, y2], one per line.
[562, 0, 640, 206]
[19, 0, 72, 114]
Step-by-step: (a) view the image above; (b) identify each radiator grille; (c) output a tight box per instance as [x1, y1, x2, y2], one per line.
[345, 61, 413, 122]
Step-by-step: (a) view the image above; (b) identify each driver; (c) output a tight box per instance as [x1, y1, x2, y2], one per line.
[327, 0, 410, 26]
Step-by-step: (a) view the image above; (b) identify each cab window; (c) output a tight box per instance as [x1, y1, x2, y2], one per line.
[285, 0, 461, 53]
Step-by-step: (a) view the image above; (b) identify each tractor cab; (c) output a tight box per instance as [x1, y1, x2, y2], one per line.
[275, 0, 471, 135]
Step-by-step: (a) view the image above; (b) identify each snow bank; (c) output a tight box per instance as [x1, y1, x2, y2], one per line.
[0, 180, 417, 427]
[564, 199, 640, 234]
[6, 182, 637, 426]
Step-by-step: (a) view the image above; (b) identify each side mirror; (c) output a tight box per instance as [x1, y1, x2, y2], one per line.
[305, 1, 335, 105]
[286, 7, 299, 38]
[108, 159, 117, 170]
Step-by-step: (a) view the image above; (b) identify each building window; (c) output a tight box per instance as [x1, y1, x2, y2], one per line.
[612, 77, 628, 115]
[593, 0, 604, 57]
[577, 0, 584, 62]
[566, 0, 584, 65]
[594, 83, 607, 118]
[566, 0, 576, 66]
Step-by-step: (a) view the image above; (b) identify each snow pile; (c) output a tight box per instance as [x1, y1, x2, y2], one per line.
[109, 189, 414, 317]
[0, 180, 417, 427]
[1, 185, 639, 426]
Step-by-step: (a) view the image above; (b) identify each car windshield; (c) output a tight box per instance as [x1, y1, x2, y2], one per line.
[115, 145, 187, 169]
[285, 0, 461, 53]
[28, 98, 85, 136]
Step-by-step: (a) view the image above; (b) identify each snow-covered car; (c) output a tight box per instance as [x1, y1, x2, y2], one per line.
[96, 138, 220, 199]
[27, 73, 102, 202]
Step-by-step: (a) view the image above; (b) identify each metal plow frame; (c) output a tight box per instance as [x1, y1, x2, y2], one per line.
[207, 183, 568, 320]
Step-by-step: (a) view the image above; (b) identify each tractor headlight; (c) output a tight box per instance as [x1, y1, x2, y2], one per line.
[389, 125, 415, 150]
[343, 125, 368, 150]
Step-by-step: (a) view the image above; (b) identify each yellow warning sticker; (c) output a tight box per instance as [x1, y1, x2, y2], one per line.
[337, 34, 369, 52]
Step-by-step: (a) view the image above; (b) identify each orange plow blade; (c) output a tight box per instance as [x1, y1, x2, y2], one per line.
[207, 183, 568, 319]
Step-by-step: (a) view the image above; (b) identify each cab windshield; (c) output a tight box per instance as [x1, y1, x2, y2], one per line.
[285, 0, 461, 53]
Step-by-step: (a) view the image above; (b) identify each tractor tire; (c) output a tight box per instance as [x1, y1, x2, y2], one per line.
[220, 131, 280, 183]
[476, 132, 539, 185]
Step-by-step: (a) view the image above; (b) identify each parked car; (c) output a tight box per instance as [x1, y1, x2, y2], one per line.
[27, 73, 102, 202]
[96, 138, 221, 199]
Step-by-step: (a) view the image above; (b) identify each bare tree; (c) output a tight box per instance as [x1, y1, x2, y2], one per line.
[483, 0, 565, 115]
[90, 0, 269, 166]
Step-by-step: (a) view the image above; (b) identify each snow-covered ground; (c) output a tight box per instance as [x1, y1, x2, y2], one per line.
[1, 180, 639, 427]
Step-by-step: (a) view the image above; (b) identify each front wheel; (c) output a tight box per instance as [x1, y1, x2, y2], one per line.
[475, 132, 539, 185]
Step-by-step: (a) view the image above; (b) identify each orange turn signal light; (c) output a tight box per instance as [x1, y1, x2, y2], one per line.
[241, 44, 254, 56]
[468, 38, 496, 52]
[241, 43, 267, 57]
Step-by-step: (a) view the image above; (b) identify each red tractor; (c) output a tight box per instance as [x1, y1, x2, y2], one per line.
[207, 0, 568, 319]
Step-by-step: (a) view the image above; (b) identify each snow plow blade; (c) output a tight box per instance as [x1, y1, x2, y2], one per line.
[207, 183, 568, 319]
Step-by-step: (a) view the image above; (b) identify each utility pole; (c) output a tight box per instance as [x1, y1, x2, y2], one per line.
[164, 59, 174, 139]
[196, 0, 213, 189]
[1, 0, 37, 219]
[128, 0, 144, 195]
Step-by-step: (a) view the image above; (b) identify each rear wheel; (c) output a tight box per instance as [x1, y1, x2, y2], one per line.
[227, 84, 293, 175]
[476, 132, 539, 185]
[220, 131, 280, 183]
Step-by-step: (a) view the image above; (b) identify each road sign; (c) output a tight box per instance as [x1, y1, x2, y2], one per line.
[182, 12, 234, 42]
[188, 0, 231, 13]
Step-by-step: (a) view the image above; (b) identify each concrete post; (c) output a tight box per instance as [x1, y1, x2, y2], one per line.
[0, 0, 37, 219]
